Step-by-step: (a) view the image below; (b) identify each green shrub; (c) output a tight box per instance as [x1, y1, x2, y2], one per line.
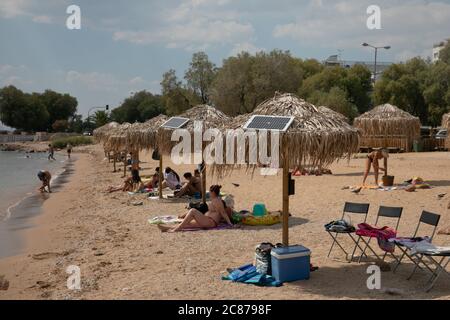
[51, 136, 93, 149]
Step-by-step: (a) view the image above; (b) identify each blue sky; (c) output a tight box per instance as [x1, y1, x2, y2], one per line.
[1, 0, 450, 124]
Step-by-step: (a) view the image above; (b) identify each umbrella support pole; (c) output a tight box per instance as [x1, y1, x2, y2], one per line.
[123, 151, 127, 178]
[201, 165, 207, 204]
[282, 148, 289, 246]
[159, 156, 163, 199]
[113, 152, 116, 172]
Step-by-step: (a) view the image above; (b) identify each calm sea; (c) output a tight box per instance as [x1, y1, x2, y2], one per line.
[0, 150, 68, 258]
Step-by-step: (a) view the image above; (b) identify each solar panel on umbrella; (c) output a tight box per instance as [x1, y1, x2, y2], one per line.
[243, 115, 294, 132]
[160, 117, 190, 129]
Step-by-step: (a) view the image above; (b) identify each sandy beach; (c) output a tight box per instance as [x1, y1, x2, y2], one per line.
[0, 144, 449, 300]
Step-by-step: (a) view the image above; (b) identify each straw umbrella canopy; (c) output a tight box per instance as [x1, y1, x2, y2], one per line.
[126, 114, 168, 152]
[104, 122, 133, 152]
[93, 121, 120, 144]
[156, 105, 231, 202]
[354, 104, 421, 151]
[318, 106, 350, 124]
[218, 92, 360, 245]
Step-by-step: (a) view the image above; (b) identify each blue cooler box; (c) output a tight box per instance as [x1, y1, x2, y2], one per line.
[271, 245, 311, 282]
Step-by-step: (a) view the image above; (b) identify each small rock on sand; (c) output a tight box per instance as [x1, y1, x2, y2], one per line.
[0, 275, 9, 290]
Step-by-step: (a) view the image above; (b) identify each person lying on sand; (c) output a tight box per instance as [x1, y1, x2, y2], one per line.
[158, 185, 232, 233]
[174, 172, 202, 198]
[362, 148, 389, 186]
[107, 177, 135, 193]
[37, 170, 51, 193]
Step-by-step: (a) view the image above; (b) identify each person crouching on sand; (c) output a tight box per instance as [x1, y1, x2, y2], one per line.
[158, 185, 232, 233]
[362, 148, 389, 186]
[38, 170, 51, 193]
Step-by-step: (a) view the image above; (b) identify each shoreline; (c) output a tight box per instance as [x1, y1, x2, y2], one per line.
[0, 145, 449, 300]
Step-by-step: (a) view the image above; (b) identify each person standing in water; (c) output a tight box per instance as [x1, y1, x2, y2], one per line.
[362, 148, 389, 186]
[37, 170, 52, 193]
[48, 144, 56, 161]
[67, 143, 72, 159]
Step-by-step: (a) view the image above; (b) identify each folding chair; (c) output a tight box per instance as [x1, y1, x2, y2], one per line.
[326, 202, 370, 262]
[356, 206, 403, 264]
[392, 211, 441, 274]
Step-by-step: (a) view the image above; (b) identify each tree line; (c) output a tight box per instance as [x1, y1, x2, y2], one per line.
[1, 42, 449, 132]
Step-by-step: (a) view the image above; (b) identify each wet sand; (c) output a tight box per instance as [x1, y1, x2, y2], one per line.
[0, 145, 449, 300]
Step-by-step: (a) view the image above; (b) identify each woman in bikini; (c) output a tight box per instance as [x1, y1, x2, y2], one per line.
[362, 148, 389, 186]
[158, 185, 232, 233]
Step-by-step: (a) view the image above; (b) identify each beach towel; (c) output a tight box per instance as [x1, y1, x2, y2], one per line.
[148, 216, 182, 225]
[222, 263, 282, 287]
[356, 223, 397, 252]
[389, 237, 431, 248]
[181, 223, 237, 232]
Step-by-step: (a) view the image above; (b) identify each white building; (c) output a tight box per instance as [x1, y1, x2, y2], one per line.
[433, 39, 449, 62]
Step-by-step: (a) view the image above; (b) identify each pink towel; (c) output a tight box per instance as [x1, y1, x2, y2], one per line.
[356, 223, 397, 252]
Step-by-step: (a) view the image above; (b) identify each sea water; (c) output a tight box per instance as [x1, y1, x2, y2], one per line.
[0, 150, 68, 257]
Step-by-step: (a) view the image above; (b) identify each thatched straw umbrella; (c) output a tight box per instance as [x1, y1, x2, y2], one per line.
[126, 114, 168, 152]
[318, 106, 350, 123]
[93, 121, 120, 143]
[354, 104, 421, 152]
[218, 92, 359, 245]
[442, 113, 450, 150]
[104, 122, 132, 175]
[157, 105, 231, 202]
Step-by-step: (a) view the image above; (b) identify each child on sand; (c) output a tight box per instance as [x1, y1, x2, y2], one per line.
[37, 170, 52, 193]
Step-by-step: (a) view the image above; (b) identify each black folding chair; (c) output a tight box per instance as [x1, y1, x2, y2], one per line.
[392, 211, 441, 274]
[357, 206, 403, 264]
[327, 202, 370, 262]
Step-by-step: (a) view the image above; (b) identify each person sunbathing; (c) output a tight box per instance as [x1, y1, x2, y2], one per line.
[106, 177, 134, 193]
[158, 185, 232, 232]
[174, 172, 202, 198]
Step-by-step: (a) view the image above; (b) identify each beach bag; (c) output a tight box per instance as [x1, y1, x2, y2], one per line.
[152, 149, 160, 161]
[255, 243, 275, 275]
[189, 202, 208, 214]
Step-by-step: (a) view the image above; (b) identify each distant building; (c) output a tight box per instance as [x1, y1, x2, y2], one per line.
[433, 39, 449, 62]
[323, 55, 393, 82]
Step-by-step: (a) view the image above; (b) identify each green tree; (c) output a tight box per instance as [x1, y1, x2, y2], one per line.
[39, 90, 77, 130]
[184, 52, 216, 104]
[309, 87, 359, 121]
[0, 86, 49, 131]
[299, 64, 372, 114]
[373, 58, 429, 123]
[110, 91, 165, 123]
[210, 50, 308, 115]
[52, 119, 69, 132]
[93, 110, 109, 128]
[161, 70, 197, 115]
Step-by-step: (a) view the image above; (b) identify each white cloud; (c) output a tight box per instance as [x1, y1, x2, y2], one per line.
[0, 0, 29, 18]
[113, 0, 255, 51]
[65, 70, 158, 94]
[32, 15, 52, 24]
[230, 42, 264, 56]
[272, 0, 450, 61]
[0, 64, 31, 86]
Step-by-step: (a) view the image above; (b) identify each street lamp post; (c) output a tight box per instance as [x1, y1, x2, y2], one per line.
[362, 43, 391, 84]
[87, 105, 109, 133]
